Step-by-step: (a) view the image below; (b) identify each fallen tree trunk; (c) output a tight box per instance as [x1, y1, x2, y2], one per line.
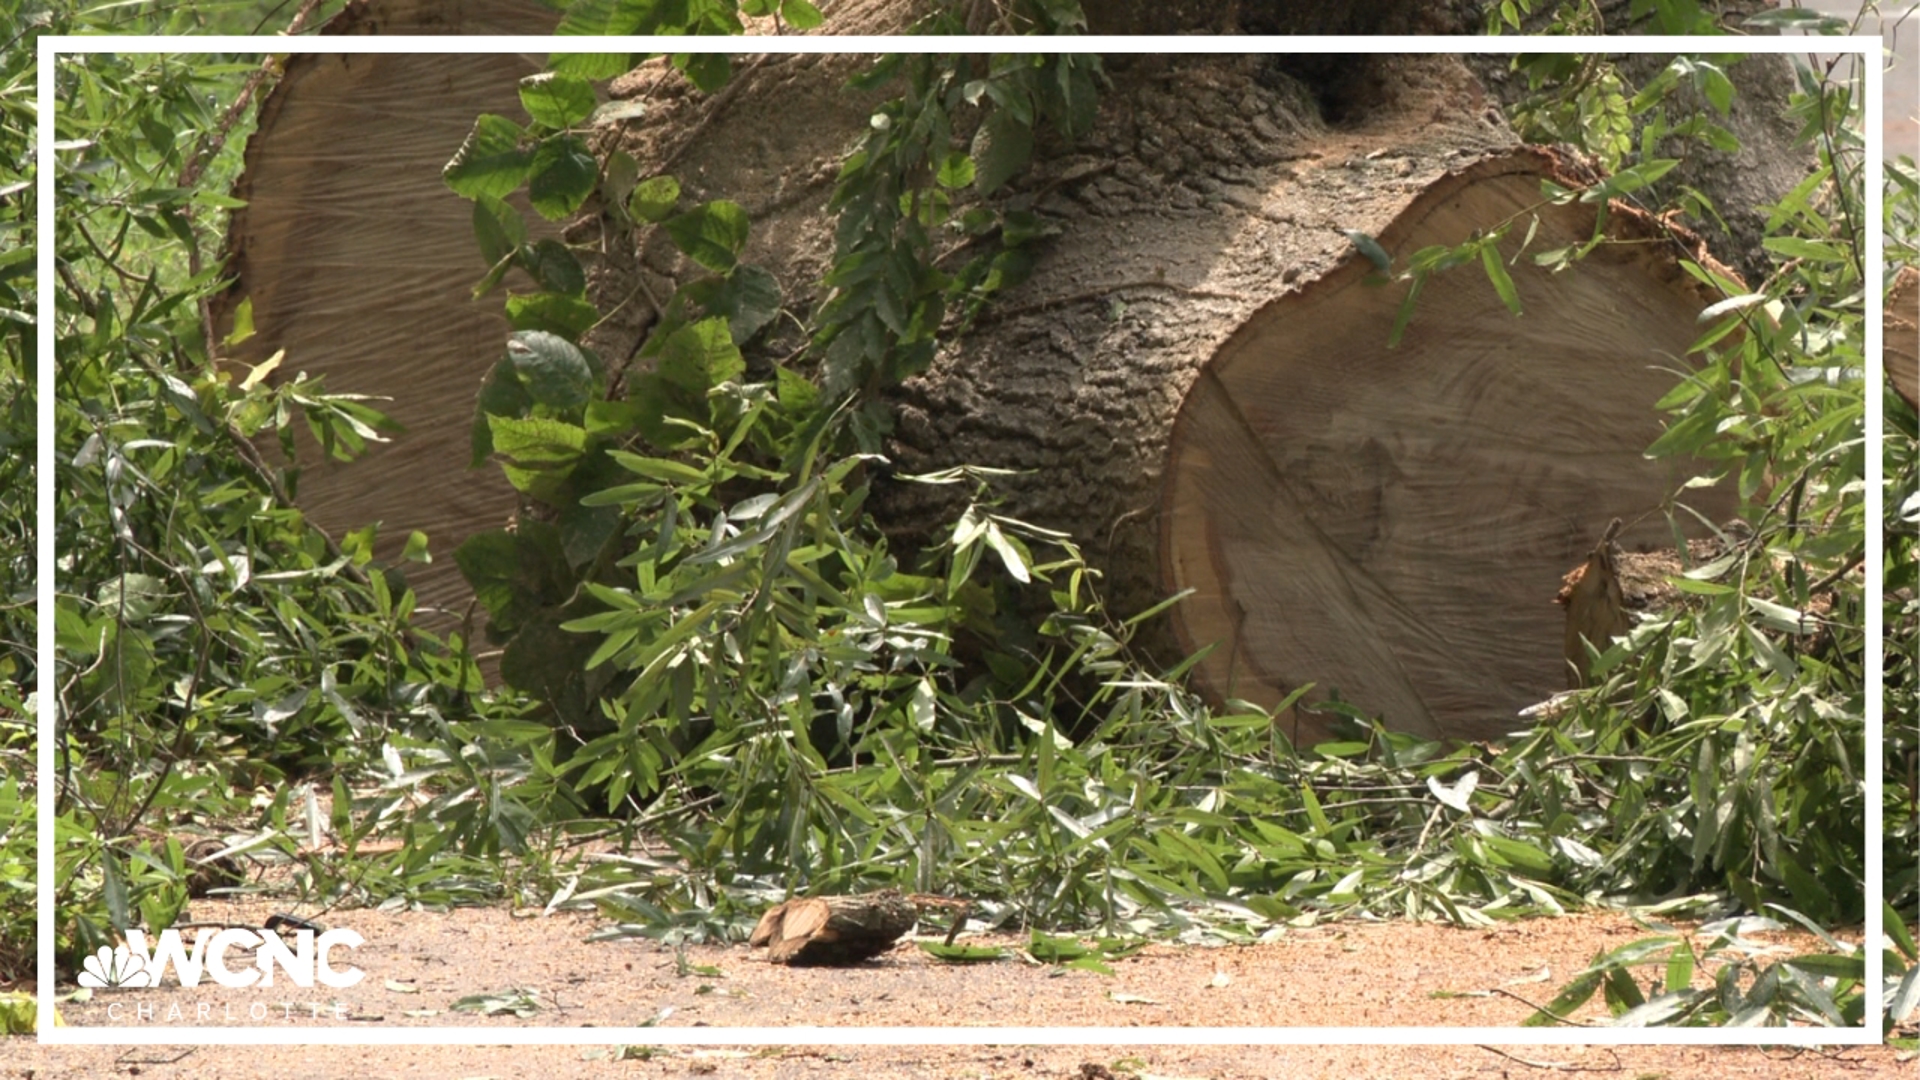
[218, 32, 1772, 745]
[859, 57, 1740, 744]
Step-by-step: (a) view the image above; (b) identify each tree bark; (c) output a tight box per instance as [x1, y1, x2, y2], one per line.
[216, 8, 1796, 745]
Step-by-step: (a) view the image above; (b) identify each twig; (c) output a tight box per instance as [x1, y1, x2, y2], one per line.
[1488, 985, 1599, 1027]
[1476, 1044, 1622, 1071]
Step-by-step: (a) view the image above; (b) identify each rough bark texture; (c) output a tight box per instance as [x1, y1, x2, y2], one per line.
[211, 1, 1808, 743]
[881, 53, 1518, 607]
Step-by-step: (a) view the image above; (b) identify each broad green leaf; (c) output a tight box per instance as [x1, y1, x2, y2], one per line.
[505, 292, 600, 340]
[665, 201, 751, 274]
[656, 317, 746, 395]
[520, 239, 586, 297]
[486, 414, 586, 465]
[683, 263, 782, 343]
[519, 72, 597, 130]
[972, 108, 1033, 195]
[630, 175, 681, 223]
[444, 114, 532, 200]
[507, 330, 596, 408]
[780, 0, 824, 28]
[472, 195, 527, 267]
[935, 151, 975, 190]
[675, 53, 732, 93]
[528, 135, 598, 221]
[550, 53, 633, 81]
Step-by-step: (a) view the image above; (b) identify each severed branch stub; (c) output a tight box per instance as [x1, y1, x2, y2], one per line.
[1555, 518, 1749, 689]
[1552, 516, 1838, 693]
[748, 889, 933, 966]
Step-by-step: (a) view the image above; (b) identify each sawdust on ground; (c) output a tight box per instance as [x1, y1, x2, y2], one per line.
[8, 899, 1911, 1079]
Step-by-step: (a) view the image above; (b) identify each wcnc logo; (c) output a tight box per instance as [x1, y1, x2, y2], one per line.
[78, 926, 364, 990]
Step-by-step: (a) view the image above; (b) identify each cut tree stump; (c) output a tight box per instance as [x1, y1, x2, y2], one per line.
[1890, 265, 1919, 411]
[747, 890, 919, 966]
[209, 0, 559, 638]
[214, 46, 1783, 747]
[1156, 150, 1740, 744]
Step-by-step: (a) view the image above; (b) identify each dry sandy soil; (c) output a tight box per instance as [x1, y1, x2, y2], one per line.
[7, 900, 1914, 1079]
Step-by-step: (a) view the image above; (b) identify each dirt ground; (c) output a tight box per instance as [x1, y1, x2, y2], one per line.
[8, 900, 1914, 1079]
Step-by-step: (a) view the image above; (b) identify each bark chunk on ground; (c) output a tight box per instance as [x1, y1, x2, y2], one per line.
[748, 889, 919, 966]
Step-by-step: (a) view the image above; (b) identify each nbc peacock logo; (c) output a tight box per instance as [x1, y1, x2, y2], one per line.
[76, 944, 157, 989]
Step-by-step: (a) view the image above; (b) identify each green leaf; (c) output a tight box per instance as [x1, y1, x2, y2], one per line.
[919, 942, 1005, 963]
[519, 72, 597, 130]
[1739, 8, 1849, 32]
[665, 201, 751, 274]
[507, 330, 597, 409]
[1387, 273, 1424, 348]
[935, 151, 975, 190]
[444, 114, 533, 200]
[1479, 243, 1522, 316]
[675, 53, 733, 93]
[1481, 836, 1555, 875]
[223, 296, 255, 346]
[474, 349, 532, 427]
[473, 195, 527, 267]
[656, 317, 746, 396]
[608, 450, 709, 485]
[972, 108, 1034, 195]
[1887, 900, 1918, 962]
[504, 292, 600, 340]
[528, 135, 598, 221]
[487, 414, 586, 466]
[1761, 236, 1848, 264]
[520, 239, 586, 297]
[1581, 159, 1680, 202]
[549, 53, 633, 81]
[1028, 931, 1091, 962]
[780, 0, 825, 29]
[630, 175, 682, 223]
[1782, 952, 1863, 980]
[1344, 229, 1392, 273]
[776, 365, 819, 413]
[683, 264, 783, 343]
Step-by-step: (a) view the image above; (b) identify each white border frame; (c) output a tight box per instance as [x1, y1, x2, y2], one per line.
[35, 32, 1885, 1047]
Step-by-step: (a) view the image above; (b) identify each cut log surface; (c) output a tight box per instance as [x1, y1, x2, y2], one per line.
[1159, 151, 1740, 744]
[210, 0, 559, 633]
[215, 47, 1777, 747]
[1890, 265, 1919, 410]
[747, 890, 919, 966]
